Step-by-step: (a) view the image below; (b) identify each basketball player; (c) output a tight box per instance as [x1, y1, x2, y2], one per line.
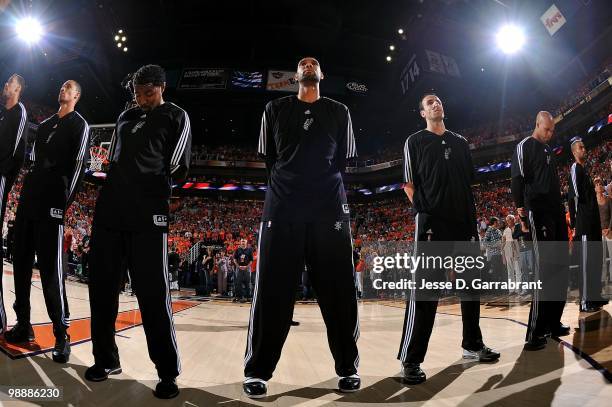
[568, 138, 607, 312]
[86, 64, 191, 399]
[0, 74, 27, 334]
[398, 93, 499, 384]
[4, 80, 89, 366]
[512, 111, 570, 351]
[243, 57, 360, 398]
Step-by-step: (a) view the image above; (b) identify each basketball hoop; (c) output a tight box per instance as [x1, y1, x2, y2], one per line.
[89, 145, 109, 171]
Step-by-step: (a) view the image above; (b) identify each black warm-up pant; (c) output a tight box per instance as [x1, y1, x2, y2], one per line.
[0, 173, 16, 333]
[88, 225, 180, 379]
[525, 208, 569, 341]
[244, 221, 359, 381]
[398, 213, 484, 364]
[11, 211, 70, 338]
[573, 225, 603, 307]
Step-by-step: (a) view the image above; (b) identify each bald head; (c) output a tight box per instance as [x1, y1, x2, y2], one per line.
[533, 111, 555, 144]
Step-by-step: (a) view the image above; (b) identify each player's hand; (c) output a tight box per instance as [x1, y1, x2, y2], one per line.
[517, 207, 526, 219]
[603, 228, 609, 237]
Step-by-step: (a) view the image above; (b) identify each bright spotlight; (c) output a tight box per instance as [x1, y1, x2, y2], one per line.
[114, 35, 119, 41]
[15, 17, 43, 44]
[117, 42, 122, 48]
[389, 45, 395, 51]
[118, 29, 123, 34]
[397, 28, 404, 35]
[123, 47, 128, 52]
[121, 36, 126, 41]
[386, 55, 392, 62]
[496, 25, 525, 54]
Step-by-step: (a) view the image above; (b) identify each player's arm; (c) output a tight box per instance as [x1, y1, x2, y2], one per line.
[66, 116, 90, 207]
[511, 141, 527, 218]
[568, 163, 581, 229]
[336, 106, 357, 175]
[257, 103, 277, 180]
[169, 109, 192, 183]
[4, 103, 28, 174]
[402, 137, 418, 204]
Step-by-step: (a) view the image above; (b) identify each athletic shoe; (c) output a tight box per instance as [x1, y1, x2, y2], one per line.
[52, 334, 71, 363]
[338, 374, 360, 393]
[3, 323, 35, 343]
[462, 346, 500, 362]
[243, 378, 267, 399]
[550, 323, 571, 337]
[84, 365, 123, 382]
[401, 363, 426, 384]
[154, 377, 179, 399]
[524, 336, 547, 351]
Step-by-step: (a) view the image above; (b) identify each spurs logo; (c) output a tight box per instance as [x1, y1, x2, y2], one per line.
[303, 118, 314, 131]
[132, 121, 145, 134]
[334, 221, 342, 231]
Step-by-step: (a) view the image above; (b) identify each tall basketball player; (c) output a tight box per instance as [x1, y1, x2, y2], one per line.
[398, 93, 500, 384]
[4, 80, 88, 366]
[243, 57, 360, 398]
[86, 64, 191, 399]
[512, 111, 570, 350]
[0, 74, 27, 334]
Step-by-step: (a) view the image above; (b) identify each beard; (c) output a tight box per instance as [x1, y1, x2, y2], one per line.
[298, 71, 320, 84]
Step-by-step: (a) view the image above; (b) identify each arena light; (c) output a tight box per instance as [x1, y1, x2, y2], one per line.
[15, 17, 43, 44]
[397, 28, 404, 35]
[123, 47, 128, 52]
[389, 45, 395, 51]
[386, 55, 392, 62]
[496, 25, 525, 54]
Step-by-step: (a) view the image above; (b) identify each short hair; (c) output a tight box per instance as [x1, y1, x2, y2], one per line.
[419, 92, 437, 111]
[133, 64, 166, 86]
[71, 80, 82, 95]
[489, 216, 499, 224]
[9, 74, 25, 94]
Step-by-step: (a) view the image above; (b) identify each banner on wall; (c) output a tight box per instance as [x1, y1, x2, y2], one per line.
[266, 70, 298, 92]
[178, 68, 228, 90]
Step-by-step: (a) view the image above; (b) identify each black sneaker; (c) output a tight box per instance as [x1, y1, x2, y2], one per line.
[84, 364, 123, 382]
[154, 378, 179, 399]
[52, 334, 71, 363]
[524, 336, 547, 351]
[338, 375, 360, 393]
[401, 363, 426, 384]
[243, 378, 267, 399]
[4, 323, 35, 343]
[550, 323, 571, 337]
[462, 346, 500, 362]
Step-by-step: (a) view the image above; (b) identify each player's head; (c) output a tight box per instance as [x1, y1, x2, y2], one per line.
[419, 93, 444, 123]
[295, 57, 324, 85]
[3, 74, 25, 100]
[133, 64, 166, 111]
[533, 111, 555, 143]
[240, 238, 247, 248]
[570, 138, 586, 162]
[58, 80, 82, 104]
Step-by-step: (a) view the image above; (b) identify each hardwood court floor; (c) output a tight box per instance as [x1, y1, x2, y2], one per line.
[0, 263, 610, 406]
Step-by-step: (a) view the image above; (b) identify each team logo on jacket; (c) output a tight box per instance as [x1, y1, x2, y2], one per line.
[153, 215, 168, 227]
[303, 118, 314, 131]
[132, 121, 145, 134]
[444, 147, 451, 160]
[334, 221, 342, 231]
[304, 110, 311, 115]
[342, 204, 350, 214]
[50, 208, 63, 219]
